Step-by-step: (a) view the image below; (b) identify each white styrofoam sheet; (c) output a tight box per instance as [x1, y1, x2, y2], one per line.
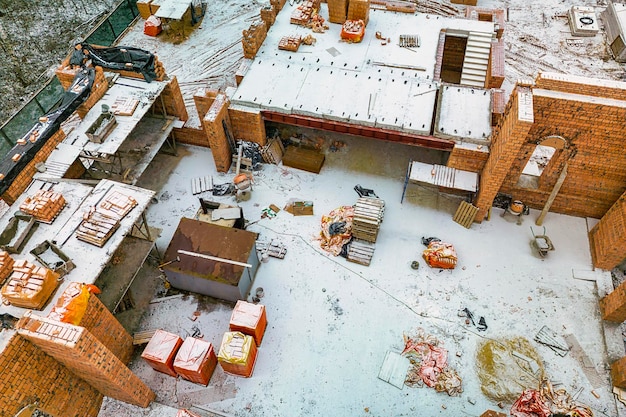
[435, 85, 492, 144]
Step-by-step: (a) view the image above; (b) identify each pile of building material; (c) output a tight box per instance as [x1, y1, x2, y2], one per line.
[19, 190, 66, 223]
[242, 20, 268, 59]
[217, 331, 258, 377]
[0, 250, 15, 285]
[278, 35, 302, 52]
[0, 259, 60, 309]
[173, 337, 218, 386]
[229, 300, 267, 346]
[340, 19, 366, 43]
[290, 0, 321, 26]
[141, 329, 184, 377]
[75, 191, 137, 247]
[351, 197, 385, 242]
[261, 137, 285, 164]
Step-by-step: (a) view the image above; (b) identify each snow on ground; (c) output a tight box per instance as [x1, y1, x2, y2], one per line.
[97, 0, 626, 416]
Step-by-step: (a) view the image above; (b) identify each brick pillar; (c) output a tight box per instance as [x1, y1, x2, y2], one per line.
[474, 86, 534, 221]
[600, 280, 626, 322]
[202, 93, 233, 172]
[78, 293, 134, 364]
[612, 356, 626, 388]
[589, 192, 626, 270]
[229, 106, 267, 146]
[17, 312, 155, 407]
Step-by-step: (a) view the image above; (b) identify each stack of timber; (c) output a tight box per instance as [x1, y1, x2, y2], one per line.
[1, 260, 60, 309]
[19, 190, 66, 224]
[75, 191, 138, 247]
[261, 137, 284, 164]
[352, 197, 385, 242]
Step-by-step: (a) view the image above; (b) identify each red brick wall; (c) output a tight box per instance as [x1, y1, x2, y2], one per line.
[193, 88, 219, 120]
[77, 66, 108, 119]
[612, 356, 626, 388]
[1, 129, 66, 205]
[229, 106, 267, 146]
[202, 93, 233, 172]
[465, 7, 506, 38]
[79, 293, 133, 364]
[600, 277, 626, 322]
[242, 20, 267, 59]
[0, 330, 102, 417]
[486, 37, 505, 89]
[589, 193, 626, 270]
[156, 76, 189, 122]
[17, 312, 155, 408]
[447, 145, 489, 173]
[474, 86, 534, 221]
[498, 80, 626, 219]
[535, 72, 626, 101]
[174, 126, 210, 147]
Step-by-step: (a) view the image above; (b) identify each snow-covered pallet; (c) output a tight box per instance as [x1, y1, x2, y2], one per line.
[347, 239, 375, 266]
[191, 176, 213, 195]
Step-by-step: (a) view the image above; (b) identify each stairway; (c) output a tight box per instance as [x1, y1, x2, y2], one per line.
[460, 31, 492, 88]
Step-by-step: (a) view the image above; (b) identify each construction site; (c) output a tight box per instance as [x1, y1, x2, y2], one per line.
[2, 0, 626, 416]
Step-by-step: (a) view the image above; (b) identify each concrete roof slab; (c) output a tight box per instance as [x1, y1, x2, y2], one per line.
[434, 84, 492, 144]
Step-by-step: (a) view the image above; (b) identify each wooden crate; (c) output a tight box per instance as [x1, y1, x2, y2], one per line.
[282, 146, 325, 174]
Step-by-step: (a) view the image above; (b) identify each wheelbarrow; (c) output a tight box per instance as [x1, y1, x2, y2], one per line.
[530, 226, 554, 258]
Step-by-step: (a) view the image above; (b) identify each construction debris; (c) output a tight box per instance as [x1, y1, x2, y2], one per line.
[422, 240, 457, 269]
[319, 205, 354, 255]
[511, 379, 594, 417]
[401, 329, 462, 396]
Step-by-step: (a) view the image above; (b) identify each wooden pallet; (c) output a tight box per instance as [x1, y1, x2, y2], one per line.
[453, 201, 478, 229]
[261, 137, 285, 164]
[353, 197, 385, 243]
[191, 176, 213, 195]
[347, 239, 375, 266]
[133, 329, 157, 345]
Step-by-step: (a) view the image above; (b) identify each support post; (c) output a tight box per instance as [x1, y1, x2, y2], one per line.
[536, 161, 568, 226]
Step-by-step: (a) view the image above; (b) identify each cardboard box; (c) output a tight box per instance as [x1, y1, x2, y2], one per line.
[141, 329, 183, 377]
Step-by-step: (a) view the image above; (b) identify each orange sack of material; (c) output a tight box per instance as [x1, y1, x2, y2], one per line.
[422, 241, 457, 269]
[48, 282, 94, 325]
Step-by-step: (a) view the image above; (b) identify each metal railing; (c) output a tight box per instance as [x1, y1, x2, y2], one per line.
[0, 0, 139, 157]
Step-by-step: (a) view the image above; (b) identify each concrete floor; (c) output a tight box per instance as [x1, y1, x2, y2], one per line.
[99, 128, 624, 417]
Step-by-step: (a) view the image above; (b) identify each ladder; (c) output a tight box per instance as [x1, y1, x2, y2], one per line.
[460, 31, 492, 88]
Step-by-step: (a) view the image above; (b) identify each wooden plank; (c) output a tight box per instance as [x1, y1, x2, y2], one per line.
[133, 329, 157, 345]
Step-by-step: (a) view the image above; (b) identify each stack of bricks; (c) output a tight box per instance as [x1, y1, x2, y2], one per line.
[20, 190, 66, 223]
[202, 93, 233, 172]
[328, 0, 349, 23]
[76, 191, 138, 247]
[0, 250, 14, 285]
[291, 0, 321, 26]
[1, 260, 60, 309]
[242, 20, 268, 59]
[228, 106, 267, 146]
[270, 0, 286, 12]
[260, 5, 277, 28]
[465, 7, 506, 39]
[347, 0, 370, 25]
[76, 66, 107, 119]
[217, 331, 258, 377]
[229, 300, 268, 346]
[173, 337, 218, 385]
[0, 330, 103, 417]
[17, 312, 155, 407]
[154, 76, 188, 121]
[278, 35, 302, 52]
[446, 144, 489, 173]
[2, 129, 66, 205]
[487, 37, 505, 89]
[141, 329, 184, 377]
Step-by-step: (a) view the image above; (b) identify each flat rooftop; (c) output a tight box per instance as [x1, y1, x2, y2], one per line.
[232, 5, 494, 140]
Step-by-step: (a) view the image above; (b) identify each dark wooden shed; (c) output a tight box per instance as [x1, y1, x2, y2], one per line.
[162, 218, 259, 302]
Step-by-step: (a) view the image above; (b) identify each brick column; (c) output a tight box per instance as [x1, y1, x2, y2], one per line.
[589, 192, 626, 271]
[229, 106, 267, 146]
[474, 86, 534, 221]
[17, 312, 155, 407]
[600, 280, 626, 322]
[202, 93, 233, 172]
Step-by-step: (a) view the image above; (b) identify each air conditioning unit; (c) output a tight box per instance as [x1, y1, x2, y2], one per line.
[568, 6, 599, 37]
[601, 2, 626, 62]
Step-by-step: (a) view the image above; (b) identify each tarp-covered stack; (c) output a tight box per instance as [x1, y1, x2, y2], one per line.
[76, 191, 137, 247]
[141, 329, 183, 377]
[218, 331, 258, 377]
[19, 190, 66, 223]
[422, 241, 457, 269]
[1, 260, 59, 309]
[0, 250, 15, 285]
[47, 282, 93, 325]
[340, 19, 365, 43]
[173, 337, 218, 385]
[229, 300, 268, 346]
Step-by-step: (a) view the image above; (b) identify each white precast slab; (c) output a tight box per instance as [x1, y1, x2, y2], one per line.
[293, 66, 340, 118]
[405, 80, 439, 134]
[435, 84, 492, 144]
[231, 60, 308, 112]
